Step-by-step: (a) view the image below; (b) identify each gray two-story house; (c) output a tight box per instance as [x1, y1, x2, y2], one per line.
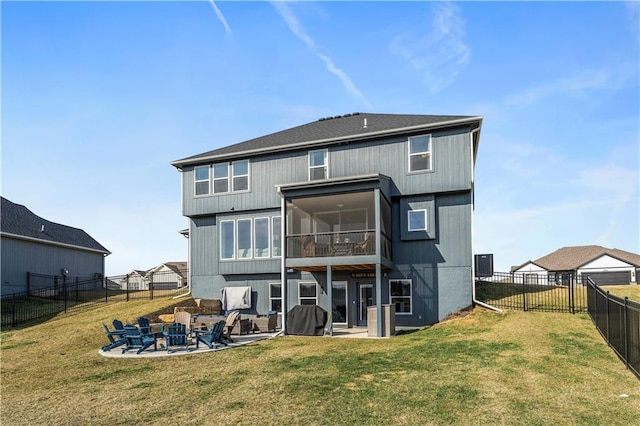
[171, 113, 483, 336]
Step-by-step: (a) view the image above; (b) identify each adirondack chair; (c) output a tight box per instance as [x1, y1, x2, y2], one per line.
[122, 325, 158, 354]
[174, 311, 193, 335]
[195, 320, 227, 349]
[164, 322, 191, 353]
[223, 310, 240, 343]
[137, 317, 164, 338]
[101, 321, 127, 351]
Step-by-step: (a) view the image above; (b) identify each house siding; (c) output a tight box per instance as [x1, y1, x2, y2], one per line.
[1, 236, 105, 296]
[177, 116, 479, 328]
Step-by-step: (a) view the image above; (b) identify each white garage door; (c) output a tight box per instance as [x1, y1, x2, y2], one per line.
[583, 271, 631, 285]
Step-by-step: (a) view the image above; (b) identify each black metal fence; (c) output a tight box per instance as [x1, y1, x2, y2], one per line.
[586, 277, 640, 379]
[475, 272, 587, 313]
[1, 269, 189, 328]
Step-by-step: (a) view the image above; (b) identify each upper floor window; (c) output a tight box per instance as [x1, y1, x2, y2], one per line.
[233, 160, 249, 191]
[390, 279, 412, 314]
[197, 160, 250, 196]
[408, 209, 428, 232]
[213, 163, 229, 194]
[254, 217, 270, 258]
[194, 166, 210, 196]
[309, 149, 328, 180]
[408, 135, 432, 172]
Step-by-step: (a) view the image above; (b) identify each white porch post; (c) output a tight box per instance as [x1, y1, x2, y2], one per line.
[375, 188, 383, 337]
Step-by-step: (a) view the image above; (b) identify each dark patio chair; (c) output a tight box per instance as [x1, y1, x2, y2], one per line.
[164, 322, 191, 353]
[195, 320, 226, 349]
[101, 321, 127, 351]
[122, 325, 158, 354]
[137, 316, 164, 338]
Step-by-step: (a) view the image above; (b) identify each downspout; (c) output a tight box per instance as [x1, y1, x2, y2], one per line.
[276, 185, 287, 335]
[469, 125, 501, 313]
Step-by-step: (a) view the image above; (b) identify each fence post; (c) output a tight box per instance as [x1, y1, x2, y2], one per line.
[522, 277, 527, 311]
[12, 293, 17, 328]
[624, 297, 629, 372]
[63, 278, 68, 314]
[27, 272, 31, 294]
[605, 291, 610, 346]
[150, 280, 154, 300]
[126, 274, 130, 302]
[569, 274, 575, 314]
[75, 277, 79, 303]
[105, 276, 108, 303]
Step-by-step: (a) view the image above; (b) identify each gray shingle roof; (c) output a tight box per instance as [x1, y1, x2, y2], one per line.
[172, 112, 481, 167]
[531, 245, 640, 271]
[1, 197, 110, 254]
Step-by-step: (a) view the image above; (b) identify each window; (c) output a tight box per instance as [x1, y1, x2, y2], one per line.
[299, 282, 317, 305]
[194, 166, 210, 195]
[213, 163, 229, 194]
[408, 209, 427, 232]
[232, 160, 249, 191]
[269, 283, 282, 312]
[390, 279, 412, 314]
[220, 215, 281, 261]
[272, 216, 282, 257]
[237, 219, 252, 259]
[309, 149, 328, 180]
[220, 221, 235, 259]
[254, 217, 270, 258]
[408, 135, 431, 172]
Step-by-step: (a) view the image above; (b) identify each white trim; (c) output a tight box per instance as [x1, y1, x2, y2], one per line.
[407, 209, 428, 232]
[1, 232, 110, 255]
[389, 279, 412, 315]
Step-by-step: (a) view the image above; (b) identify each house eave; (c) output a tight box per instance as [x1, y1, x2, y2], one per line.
[1, 232, 111, 255]
[171, 116, 483, 169]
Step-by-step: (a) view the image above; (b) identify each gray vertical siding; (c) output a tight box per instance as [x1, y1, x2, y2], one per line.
[1, 237, 105, 295]
[183, 125, 476, 327]
[181, 127, 472, 216]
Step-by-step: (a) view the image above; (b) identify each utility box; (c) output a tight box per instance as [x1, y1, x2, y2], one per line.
[475, 254, 494, 278]
[367, 304, 396, 337]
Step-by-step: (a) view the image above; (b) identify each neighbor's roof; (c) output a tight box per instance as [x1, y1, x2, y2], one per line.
[172, 112, 482, 167]
[159, 261, 188, 276]
[0, 197, 110, 254]
[528, 245, 640, 271]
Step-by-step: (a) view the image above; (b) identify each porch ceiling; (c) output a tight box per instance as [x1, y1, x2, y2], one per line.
[291, 263, 391, 273]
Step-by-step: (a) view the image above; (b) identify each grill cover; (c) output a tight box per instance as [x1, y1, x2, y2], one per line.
[286, 305, 327, 336]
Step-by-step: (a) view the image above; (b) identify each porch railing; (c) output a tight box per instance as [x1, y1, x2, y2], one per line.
[287, 230, 376, 258]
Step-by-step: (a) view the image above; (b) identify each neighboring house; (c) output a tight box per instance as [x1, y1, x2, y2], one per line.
[121, 269, 149, 290]
[147, 261, 188, 290]
[511, 245, 640, 285]
[0, 197, 110, 296]
[121, 262, 188, 290]
[171, 112, 483, 336]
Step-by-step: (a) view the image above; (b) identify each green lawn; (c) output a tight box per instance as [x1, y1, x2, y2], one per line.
[1, 298, 639, 425]
[602, 285, 640, 302]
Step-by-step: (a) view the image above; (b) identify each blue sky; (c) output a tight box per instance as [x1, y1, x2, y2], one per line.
[2, 1, 638, 276]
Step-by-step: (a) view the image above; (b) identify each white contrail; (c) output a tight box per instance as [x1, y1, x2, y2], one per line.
[208, 0, 232, 35]
[271, 1, 370, 107]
